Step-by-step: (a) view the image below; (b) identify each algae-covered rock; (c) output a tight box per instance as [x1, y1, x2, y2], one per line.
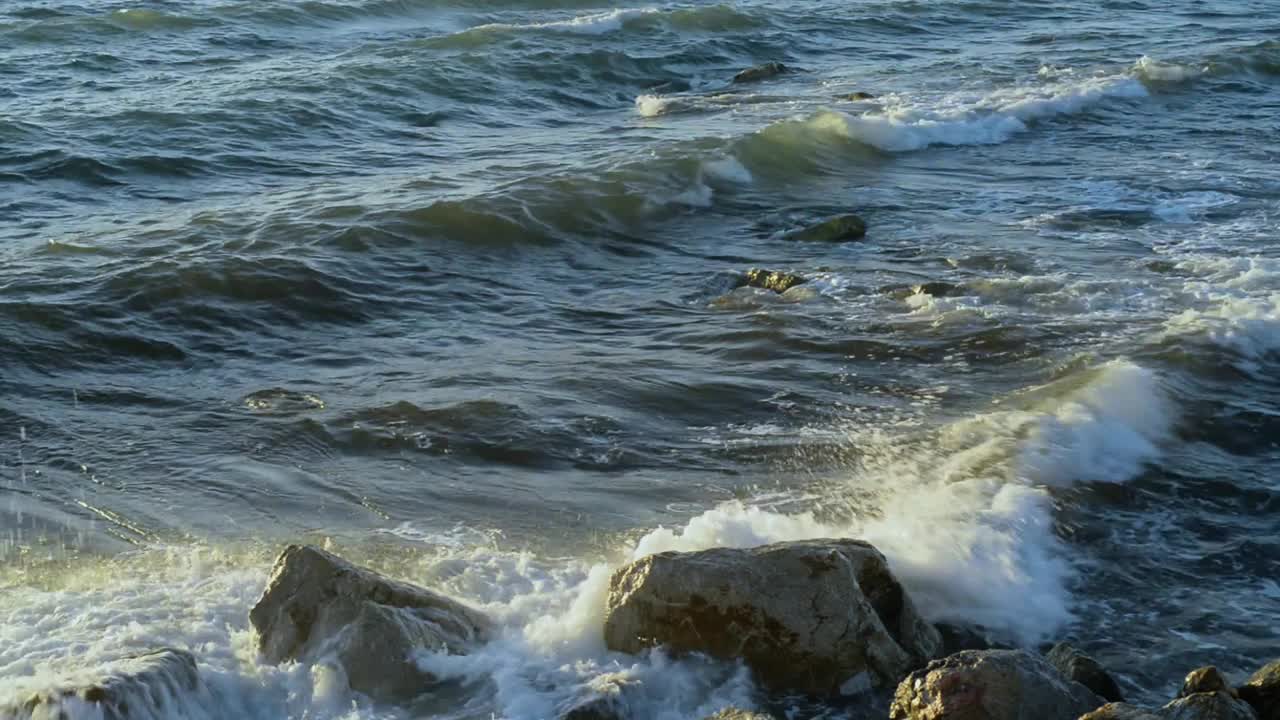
[785, 215, 867, 242]
[733, 62, 789, 84]
[736, 268, 808, 293]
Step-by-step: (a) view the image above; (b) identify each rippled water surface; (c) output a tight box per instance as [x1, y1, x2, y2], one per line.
[2, 0, 1279, 717]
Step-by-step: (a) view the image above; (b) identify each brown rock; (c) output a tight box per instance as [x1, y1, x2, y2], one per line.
[1047, 643, 1124, 702]
[602, 539, 941, 696]
[706, 709, 780, 720]
[1160, 691, 1258, 720]
[1080, 703, 1161, 720]
[249, 544, 490, 700]
[1181, 668, 1233, 698]
[889, 649, 1103, 720]
[1240, 661, 1280, 720]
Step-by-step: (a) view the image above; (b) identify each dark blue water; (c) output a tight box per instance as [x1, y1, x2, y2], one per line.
[2, 1, 1279, 717]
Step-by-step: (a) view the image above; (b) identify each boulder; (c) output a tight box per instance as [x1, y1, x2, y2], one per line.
[1240, 661, 1280, 720]
[249, 544, 490, 700]
[1160, 692, 1258, 720]
[1181, 668, 1233, 698]
[785, 215, 867, 243]
[889, 649, 1103, 720]
[1047, 643, 1124, 702]
[839, 91, 878, 101]
[603, 539, 941, 696]
[736, 268, 807, 293]
[733, 62, 789, 84]
[706, 709, 780, 720]
[1081, 704, 1162, 720]
[1, 649, 200, 720]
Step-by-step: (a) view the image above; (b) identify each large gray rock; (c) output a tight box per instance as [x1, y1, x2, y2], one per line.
[1, 649, 200, 720]
[603, 539, 941, 696]
[784, 215, 867, 243]
[1160, 692, 1258, 720]
[1047, 643, 1124, 702]
[889, 649, 1103, 720]
[1240, 661, 1280, 720]
[250, 544, 490, 700]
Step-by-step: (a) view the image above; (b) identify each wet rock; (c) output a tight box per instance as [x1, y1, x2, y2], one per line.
[889, 649, 1103, 720]
[785, 214, 867, 243]
[603, 539, 941, 696]
[1240, 661, 1280, 720]
[1160, 691, 1258, 720]
[735, 268, 807, 293]
[706, 709, 780, 720]
[839, 91, 878, 100]
[936, 623, 1010, 654]
[2, 649, 200, 720]
[1047, 643, 1124, 703]
[1182, 668, 1233, 698]
[1081, 703, 1162, 720]
[250, 544, 490, 700]
[733, 62, 789, 84]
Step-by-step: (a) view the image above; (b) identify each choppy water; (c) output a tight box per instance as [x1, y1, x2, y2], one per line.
[3, 0, 1280, 717]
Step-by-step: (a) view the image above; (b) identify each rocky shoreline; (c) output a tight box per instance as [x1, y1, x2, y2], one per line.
[7, 541, 1275, 720]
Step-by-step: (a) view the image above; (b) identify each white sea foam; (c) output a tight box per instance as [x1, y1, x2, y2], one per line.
[825, 72, 1148, 152]
[635, 93, 676, 118]
[466, 8, 659, 37]
[0, 359, 1178, 720]
[1163, 256, 1280, 369]
[1134, 55, 1204, 83]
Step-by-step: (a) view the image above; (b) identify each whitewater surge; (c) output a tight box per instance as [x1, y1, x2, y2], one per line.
[1, 361, 1177, 720]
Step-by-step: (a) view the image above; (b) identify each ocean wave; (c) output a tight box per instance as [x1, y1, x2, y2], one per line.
[830, 72, 1148, 152]
[429, 4, 761, 48]
[0, 360, 1178, 718]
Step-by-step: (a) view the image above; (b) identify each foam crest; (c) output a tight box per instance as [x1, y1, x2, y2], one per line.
[831, 73, 1148, 152]
[1163, 256, 1280, 369]
[461, 8, 658, 37]
[0, 361, 1177, 718]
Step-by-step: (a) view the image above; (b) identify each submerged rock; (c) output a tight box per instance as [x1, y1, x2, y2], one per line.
[602, 539, 941, 696]
[2, 649, 200, 720]
[839, 91, 878, 100]
[250, 544, 490, 700]
[1240, 661, 1280, 720]
[735, 268, 808, 293]
[785, 214, 868, 242]
[889, 649, 1103, 720]
[1048, 643, 1124, 702]
[732, 62, 789, 84]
